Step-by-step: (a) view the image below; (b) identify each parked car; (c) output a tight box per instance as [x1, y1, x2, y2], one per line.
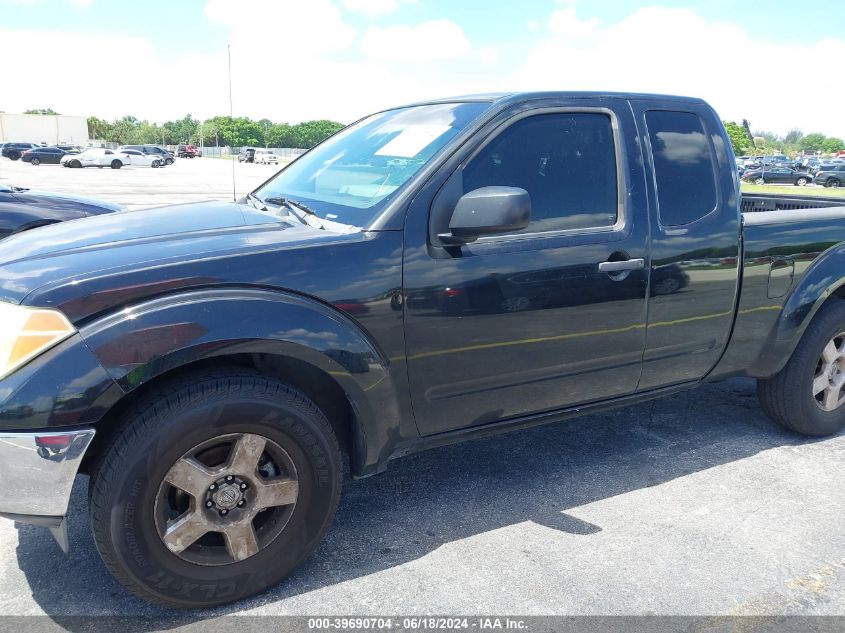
[1, 142, 39, 160]
[238, 147, 255, 163]
[5, 91, 845, 609]
[118, 149, 163, 168]
[175, 144, 201, 158]
[20, 146, 68, 165]
[118, 145, 175, 165]
[254, 148, 279, 164]
[796, 156, 822, 173]
[742, 166, 812, 186]
[60, 148, 127, 169]
[0, 183, 124, 239]
[813, 164, 845, 188]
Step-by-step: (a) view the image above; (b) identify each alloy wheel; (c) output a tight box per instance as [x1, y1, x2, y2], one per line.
[154, 432, 299, 566]
[812, 332, 845, 412]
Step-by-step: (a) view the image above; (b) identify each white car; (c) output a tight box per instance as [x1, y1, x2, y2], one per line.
[60, 148, 126, 169]
[118, 149, 163, 168]
[254, 148, 279, 164]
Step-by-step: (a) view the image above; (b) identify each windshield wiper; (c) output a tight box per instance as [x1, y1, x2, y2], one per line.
[264, 196, 325, 230]
[246, 192, 265, 210]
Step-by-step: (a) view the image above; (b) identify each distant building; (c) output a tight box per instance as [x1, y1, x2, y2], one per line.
[0, 113, 89, 145]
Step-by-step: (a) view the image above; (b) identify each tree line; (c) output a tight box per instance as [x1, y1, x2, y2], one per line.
[85, 114, 345, 149]
[723, 120, 844, 156]
[27, 107, 845, 155]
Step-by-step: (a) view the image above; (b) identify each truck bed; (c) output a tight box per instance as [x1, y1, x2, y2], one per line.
[741, 193, 845, 213]
[715, 192, 845, 378]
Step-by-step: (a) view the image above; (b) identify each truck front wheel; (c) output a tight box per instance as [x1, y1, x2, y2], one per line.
[89, 368, 342, 608]
[758, 301, 845, 436]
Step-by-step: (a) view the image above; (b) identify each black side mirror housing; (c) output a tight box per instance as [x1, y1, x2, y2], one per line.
[439, 186, 531, 244]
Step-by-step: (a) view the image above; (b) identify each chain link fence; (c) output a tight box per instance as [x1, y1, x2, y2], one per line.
[198, 146, 307, 159]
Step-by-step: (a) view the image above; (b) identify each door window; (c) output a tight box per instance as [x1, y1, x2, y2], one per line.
[646, 110, 718, 226]
[462, 112, 619, 235]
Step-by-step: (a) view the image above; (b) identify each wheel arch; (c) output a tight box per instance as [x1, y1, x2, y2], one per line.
[748, 245, 845, 377]
[79, 288, 403, 478]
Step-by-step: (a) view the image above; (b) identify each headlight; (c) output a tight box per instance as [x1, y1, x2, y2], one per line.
[0, 302, 76, 379]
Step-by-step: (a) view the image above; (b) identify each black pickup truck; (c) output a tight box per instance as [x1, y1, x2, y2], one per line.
[1, 92, 845, 608]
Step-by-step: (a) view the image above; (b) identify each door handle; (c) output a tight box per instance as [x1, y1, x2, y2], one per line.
[598, 258, 645, 273]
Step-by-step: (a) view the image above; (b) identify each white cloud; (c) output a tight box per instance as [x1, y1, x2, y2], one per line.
[362, 19, 470, 61]
[340, 0, 415, 16]
[548, 6, 597, 38]
[1, 2, 843, 140]
[510, 6, 845, 139]
[204, 0, 356, 51]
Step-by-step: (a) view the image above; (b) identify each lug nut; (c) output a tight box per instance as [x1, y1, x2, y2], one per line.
[226, 475, 234, 482]
[237, 500, 245, 507]
[220, 509, 228, 516]
[206, 500, 213, 507]
[240, 483, 248, 490]
[209, 483, 216, 491]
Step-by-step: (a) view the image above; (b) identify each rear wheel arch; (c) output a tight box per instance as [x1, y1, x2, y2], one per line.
[747, 248, 845, 378]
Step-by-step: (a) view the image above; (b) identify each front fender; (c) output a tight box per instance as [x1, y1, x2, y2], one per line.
[78, 288, 404, 476]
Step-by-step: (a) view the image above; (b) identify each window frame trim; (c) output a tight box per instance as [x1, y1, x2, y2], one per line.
[448, 106, 628, 244]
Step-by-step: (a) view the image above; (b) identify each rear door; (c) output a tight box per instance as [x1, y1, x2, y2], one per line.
[629, 101, 741, 390]
[403, 97, 651, 435]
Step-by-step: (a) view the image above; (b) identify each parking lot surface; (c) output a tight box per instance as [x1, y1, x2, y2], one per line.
[0, 154, 281, 209]
[0, 157, 844, 620]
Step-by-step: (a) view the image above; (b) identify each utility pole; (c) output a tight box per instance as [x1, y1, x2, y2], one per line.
[228, 44, 236, 202]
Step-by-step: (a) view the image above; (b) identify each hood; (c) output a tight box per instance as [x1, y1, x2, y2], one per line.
[0, 200, 362, 314]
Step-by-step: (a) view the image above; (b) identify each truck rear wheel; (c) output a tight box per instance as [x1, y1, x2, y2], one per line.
[758, 301, 845, 436]
[90, 368, 342, 608]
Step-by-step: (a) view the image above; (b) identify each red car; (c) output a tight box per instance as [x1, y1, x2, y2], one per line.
[176, 144, 202, 158]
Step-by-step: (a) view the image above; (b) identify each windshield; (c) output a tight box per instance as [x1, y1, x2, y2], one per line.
[254, 102, 490, 227]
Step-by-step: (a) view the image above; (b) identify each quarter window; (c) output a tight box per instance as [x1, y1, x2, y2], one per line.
[646, 110, 718, 226]
[462, 112, 619, 234]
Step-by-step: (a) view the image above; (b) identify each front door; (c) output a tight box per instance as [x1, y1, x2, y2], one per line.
[403, 98, 651, 435]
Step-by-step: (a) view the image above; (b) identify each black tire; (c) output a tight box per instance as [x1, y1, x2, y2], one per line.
[758, 301, 845, 436]
[828, 179, 841, 189]
[90, 368, 342, 608]
[755, 177, 765, 185]
[8, 151, 20, 161]
[796, 177, 808, 186]
[165, 157, 174, 165]
[30, 157, 40, 166]
[70, 160, 81, 168]
[111, 160, 122, 169]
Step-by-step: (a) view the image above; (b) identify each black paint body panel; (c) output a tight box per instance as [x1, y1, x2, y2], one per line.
[2, 93, 845, 478]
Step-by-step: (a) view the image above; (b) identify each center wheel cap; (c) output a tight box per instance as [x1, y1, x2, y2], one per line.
[212, 483, 243, 510]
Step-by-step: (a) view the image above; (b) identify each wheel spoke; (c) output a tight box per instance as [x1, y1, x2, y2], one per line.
[813, 374, 830, 396]
[824, 386, 840, 411]
[162, 510, 211, 554]
[227, 434, 267, 476]
[822, 341, 838, 364]
[222, 521, 259, 561]
[254, 477, 299, 510]
[165, 457, 215, 498]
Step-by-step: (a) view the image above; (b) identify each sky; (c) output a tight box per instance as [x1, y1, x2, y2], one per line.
[1, 0, 843, 139]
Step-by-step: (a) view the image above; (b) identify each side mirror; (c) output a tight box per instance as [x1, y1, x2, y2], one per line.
[439, 186, 531, 244]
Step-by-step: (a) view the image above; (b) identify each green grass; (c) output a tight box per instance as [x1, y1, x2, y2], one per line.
[741, 182, 845, 198]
